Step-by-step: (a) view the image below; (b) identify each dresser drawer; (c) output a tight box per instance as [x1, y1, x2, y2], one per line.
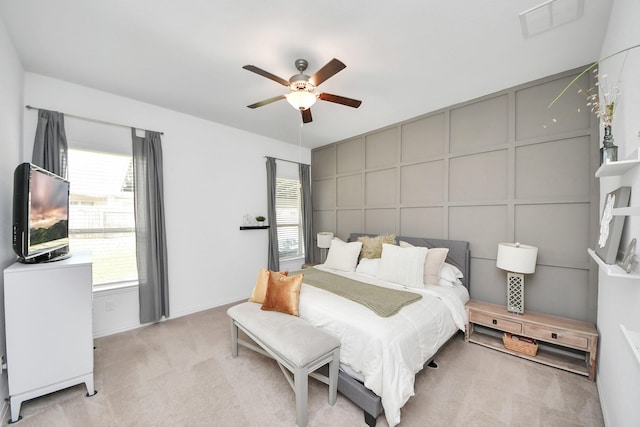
[470, 311, 522, 334]
[523, 324, 589, 350]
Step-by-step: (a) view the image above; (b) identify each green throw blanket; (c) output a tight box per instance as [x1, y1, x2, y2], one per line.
[297, 268, 422, 317]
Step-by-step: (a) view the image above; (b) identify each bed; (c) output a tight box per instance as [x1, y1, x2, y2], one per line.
[298, 233, 470, 427]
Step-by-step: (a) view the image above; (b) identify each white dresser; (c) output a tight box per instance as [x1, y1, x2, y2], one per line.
[3, 252, 95, 422]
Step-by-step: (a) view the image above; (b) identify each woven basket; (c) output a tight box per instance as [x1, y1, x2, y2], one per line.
[503, 333, 538, 357]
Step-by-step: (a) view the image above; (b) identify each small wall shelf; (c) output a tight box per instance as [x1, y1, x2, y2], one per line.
[588, 248, 640, 279]
[239, 226, 269, 230]
[595, 158, 640, 178]
[595, 157, 640, 216]
[613, 206, 640, 216]
[620, 324, 640, 368]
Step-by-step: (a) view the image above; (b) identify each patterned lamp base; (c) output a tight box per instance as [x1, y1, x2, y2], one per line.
[506, 272, 525, 314]
[320, 248, 328, 263]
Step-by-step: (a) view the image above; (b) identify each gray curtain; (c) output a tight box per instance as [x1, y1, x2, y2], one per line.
[32, 109, 68, 177]
[266, 157, 279, 271]
[132, 129, 169, 324]
[299, 163, 314, 264]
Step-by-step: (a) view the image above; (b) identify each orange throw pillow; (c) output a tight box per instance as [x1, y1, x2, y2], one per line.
[261, 271, 303, 316]
[248, 268, 288, 303]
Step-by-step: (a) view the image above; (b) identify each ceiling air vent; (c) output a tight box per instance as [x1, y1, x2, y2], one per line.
[520, 0, 585, 38]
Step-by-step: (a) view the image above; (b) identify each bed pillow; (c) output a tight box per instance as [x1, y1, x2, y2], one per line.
[248, 268, 289, 303]
[440, 262, 464, 286]
[376, 243, 428, 288]
[439, 277, 461, 288]
[355, 257, 382, 276]
[261, 271, 303, 316]
[323, 238, 363, 272]
[357, 234, 397, 260]
[423, 248, 449, 285]
[399, 241, 449, 286]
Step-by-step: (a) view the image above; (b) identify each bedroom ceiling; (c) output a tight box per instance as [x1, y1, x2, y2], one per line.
[0, 0, 613, 149]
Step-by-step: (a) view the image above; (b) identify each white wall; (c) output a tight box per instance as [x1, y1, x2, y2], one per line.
[0, 17, 25, 421]
[595, 0, 640, 425]
[22, 73, 310, 336]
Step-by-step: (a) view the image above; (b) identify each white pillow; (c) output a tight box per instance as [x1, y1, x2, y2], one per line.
[399, 241, 449, 286]
[440, 262, 464, 285]
[355, 258, 381, 276]
[323, 238, 363, 272]
[399, 241, 464, 287]
[376, 243, 428, 288]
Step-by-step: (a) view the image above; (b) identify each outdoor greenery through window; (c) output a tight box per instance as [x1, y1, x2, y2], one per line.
[276, 177, 304, 259]
[67, 148, 138, 286]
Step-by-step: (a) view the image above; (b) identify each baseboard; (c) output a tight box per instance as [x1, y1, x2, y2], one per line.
[92, 296, 246, 339]
[596, 372, 610, 426]
[92, 321, 144, 339]
[169, 295, 246, 320]
[1, 399, 9, 424]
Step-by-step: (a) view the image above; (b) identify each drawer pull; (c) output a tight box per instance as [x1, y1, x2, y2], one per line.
[492, 319, 497, 325]
[552, 333, 558, 339]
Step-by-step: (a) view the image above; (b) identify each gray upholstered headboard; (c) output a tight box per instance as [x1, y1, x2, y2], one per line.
[348, 233, 471, 291]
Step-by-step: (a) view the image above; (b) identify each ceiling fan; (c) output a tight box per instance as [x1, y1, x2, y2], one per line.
[243, 58, 362, 124]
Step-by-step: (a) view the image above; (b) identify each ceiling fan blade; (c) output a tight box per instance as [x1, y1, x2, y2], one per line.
[318, 93, 362, 108]
[247, 95, 286, 109]
[309, 58, 346, 86]
[243, 65, 290, 86]
[301, 108, 312, 123]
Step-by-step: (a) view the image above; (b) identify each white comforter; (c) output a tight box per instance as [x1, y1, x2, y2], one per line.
[298, 265, 469, 427]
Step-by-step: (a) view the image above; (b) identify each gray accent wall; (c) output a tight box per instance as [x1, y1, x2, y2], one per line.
[312, 68, 600, 322]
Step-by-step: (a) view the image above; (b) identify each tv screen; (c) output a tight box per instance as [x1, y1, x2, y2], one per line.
[13, 163, 70, 263]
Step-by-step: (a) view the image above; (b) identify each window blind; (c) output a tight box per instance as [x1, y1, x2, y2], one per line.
[276, 177, 303, 258]
[68, 148, 138, 285]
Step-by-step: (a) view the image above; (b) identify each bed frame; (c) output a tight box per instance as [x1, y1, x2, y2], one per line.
[326, 233, 471, 427]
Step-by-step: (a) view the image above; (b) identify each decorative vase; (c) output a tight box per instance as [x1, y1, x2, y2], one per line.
[600, 125, 618, 165]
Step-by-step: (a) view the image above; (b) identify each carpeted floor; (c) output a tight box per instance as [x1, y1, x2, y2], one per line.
[6, 302, 604, 426]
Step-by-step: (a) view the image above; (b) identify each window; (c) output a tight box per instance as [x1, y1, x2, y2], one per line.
[67, 148, 138, 286]
[276, 176, 304, 259]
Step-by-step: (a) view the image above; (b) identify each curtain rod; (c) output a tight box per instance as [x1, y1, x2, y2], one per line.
[265, 156, 309, 166]
[25, 105, 164, 135]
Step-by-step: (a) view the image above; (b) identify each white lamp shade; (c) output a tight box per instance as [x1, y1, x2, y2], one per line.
[285, 91, 317, 110]
[317, 232, 334, 249]
[496, 242, 538, 274]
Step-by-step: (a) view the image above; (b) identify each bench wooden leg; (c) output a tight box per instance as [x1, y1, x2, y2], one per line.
[230, 319, 238, 358]
[328, 348, 339, 405]
[294, 367, 308, 427]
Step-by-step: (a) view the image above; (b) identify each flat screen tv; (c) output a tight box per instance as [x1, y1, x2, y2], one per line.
[13, 162, 71, 263]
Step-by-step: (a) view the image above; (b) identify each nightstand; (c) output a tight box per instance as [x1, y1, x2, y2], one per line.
[465, 299, 598, 380]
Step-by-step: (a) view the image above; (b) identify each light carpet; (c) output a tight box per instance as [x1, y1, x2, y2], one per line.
[6, 302, 604, 426]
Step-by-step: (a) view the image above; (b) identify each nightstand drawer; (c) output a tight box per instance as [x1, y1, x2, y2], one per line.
[524, 324, 589, 350]
[470, 311, 522, 334]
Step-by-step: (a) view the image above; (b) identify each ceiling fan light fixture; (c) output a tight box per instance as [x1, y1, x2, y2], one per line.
[285, 90, 317, 111]
[243, 58, 360, 123]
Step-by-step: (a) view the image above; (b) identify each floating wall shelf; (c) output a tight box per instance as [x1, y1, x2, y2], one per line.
[613, 206, 640, 216]
[595, 156, 640, 217]
[588, 248, 640, 279]
[620, 324, 640, 368]
[239, 226, 270, 230]
[595, 158, 640, 178]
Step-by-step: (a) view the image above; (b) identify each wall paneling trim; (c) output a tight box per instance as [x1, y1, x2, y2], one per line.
[312, 67, 599, 322]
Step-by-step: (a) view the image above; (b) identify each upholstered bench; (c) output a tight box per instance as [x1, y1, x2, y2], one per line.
[227, 302, 341, 427]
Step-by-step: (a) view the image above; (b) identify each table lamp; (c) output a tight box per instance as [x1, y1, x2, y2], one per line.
[496, 242, 538, 314]
[317, 232, 334, 263]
